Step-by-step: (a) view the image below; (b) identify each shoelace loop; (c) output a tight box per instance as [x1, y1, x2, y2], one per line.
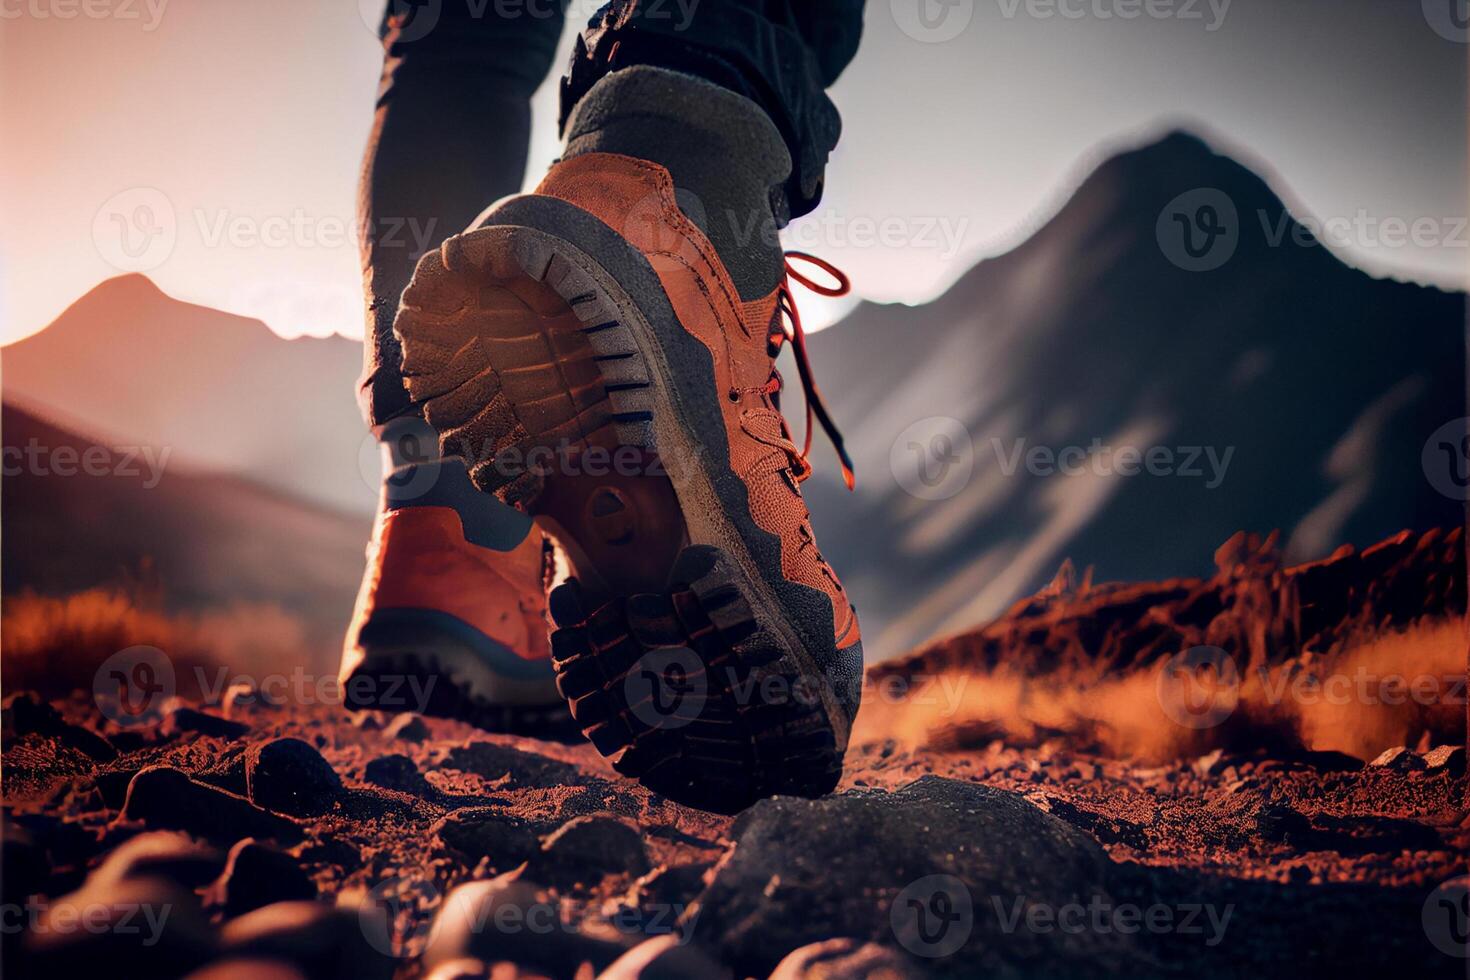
[772, 250, 856, 491]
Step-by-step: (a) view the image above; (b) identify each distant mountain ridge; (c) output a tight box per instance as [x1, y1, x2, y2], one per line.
[2, 275, 371, 514]
[801, 130, 1463, 655]
[3, 130, 1461, 660]
[1, 402, 367, 659]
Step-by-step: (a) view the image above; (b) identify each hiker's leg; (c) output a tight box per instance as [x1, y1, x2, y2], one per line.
[560, 0, 866, 230]
[343, 3, 579, 739]
[359, 1, 566, 425]
[387, 0, 872, 807]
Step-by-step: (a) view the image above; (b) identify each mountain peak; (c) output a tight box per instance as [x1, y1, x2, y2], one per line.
[1088, 127, 1287, 218]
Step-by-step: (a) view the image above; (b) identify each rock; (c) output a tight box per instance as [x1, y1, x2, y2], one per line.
[423, 873, 620, 977]
[533, 815, 651, 883]
[442, 742, 585, 787]
[185, 959, 309, 980]
[433, 808, 540, 870]
[3, 692, 116, 761]
[691, 776, 1124, 977]
[90, 831, 225, 889]
[163, 707, 251, 740]
[769, 938, 919, 979]
[1203, 790, 1311, 844]
[1368, 746, 1425, 771]
[422, 959, 493, 980]
[626, 862, 712, 912]
[294, 836, 364, 873]
[245, 738, 343, 817]
[222, 682, 289, 716]
[24, 874, 216, 979]
[384, 713, 430, 743]
[364, 754, 428, 793]
[0, 824, 50, 905]
[121, 766, 303, 844]
[1422, 744, 1466, 774]
[349, 711, 386, 730]
[207, 839, 317, 917]
[596, 935, 729, 979]
[220, 901, 394, 980]
[1192, 748, 1227, 777]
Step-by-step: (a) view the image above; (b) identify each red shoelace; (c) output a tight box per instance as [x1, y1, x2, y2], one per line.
[773, 250, 856, 491]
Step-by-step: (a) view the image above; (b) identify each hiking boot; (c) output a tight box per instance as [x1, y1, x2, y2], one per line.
[339, 421, 577, 738]
[390, 148, 863, 811]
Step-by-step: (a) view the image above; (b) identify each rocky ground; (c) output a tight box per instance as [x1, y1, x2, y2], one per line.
[2, 528, 1467, 978]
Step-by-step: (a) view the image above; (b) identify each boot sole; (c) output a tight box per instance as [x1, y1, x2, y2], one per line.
[342, 609, 581, 741]
[394, 209, 850, 810]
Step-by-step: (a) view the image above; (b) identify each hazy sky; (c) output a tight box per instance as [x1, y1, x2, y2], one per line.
[1, 0, 1464, 344]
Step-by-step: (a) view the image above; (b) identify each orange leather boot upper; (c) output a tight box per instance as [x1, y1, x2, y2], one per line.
[348, 504, 553, 661]
[534, 153, 860, 650]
